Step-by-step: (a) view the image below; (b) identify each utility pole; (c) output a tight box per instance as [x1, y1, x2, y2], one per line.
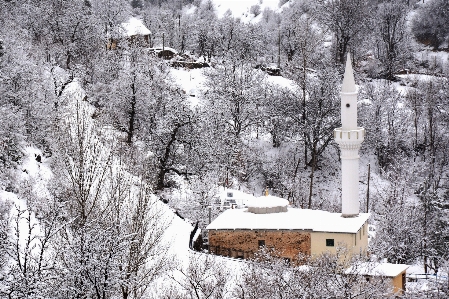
[277, 28, 281, 69]
[366, 163, 370, 213]
[208, 206, 211, 224]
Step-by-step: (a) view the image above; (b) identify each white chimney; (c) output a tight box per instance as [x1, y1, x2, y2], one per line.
[334, 53, 365, 217]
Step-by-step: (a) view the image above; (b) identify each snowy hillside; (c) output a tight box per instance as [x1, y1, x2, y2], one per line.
[2, 0, 449, 297]
[211, 0, 287, 22]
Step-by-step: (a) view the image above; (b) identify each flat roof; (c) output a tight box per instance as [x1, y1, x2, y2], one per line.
[206, 208, 369, 234]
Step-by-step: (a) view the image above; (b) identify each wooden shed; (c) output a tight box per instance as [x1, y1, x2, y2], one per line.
[345, 262, 409, 294]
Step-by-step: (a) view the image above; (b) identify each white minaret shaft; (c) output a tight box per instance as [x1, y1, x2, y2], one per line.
[334, 53, 365, 217]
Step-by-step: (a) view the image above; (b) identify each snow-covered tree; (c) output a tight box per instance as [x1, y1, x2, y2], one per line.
[412, 0, 449, 50]
[315, 0, 373, 64]
[374, 0, 412, 80]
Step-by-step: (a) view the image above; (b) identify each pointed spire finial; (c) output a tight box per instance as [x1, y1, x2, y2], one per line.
[342, 52, 356, 93]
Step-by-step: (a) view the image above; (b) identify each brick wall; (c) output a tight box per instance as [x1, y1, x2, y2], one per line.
[208, 230, 311, 262]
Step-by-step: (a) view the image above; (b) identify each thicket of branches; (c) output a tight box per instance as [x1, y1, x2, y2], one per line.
[0, 0, 449, 297]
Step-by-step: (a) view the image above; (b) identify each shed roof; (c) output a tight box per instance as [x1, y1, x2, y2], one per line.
[206, 208, 369, 233]
[345, 262, 409, 277]
[150, 46, 178, 54]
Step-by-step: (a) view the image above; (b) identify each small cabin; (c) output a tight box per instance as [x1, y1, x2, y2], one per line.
[345, 262, 409, 294]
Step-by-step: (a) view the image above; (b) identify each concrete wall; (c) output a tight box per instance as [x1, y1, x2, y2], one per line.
[310, 221, 369, 256]
[209, 222, 368, 261]
[208, 229, 311, 262]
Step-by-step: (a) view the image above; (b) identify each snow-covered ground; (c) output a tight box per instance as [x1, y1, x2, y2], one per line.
[170, 64, 297, 103]
[211, 0, 280, 21]
[63, 80, 195, 266]
[190, 0, 293, 23]
[170, 68, 207, 106]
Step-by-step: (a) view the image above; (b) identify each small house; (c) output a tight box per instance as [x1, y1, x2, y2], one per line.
[108, 17, 151, 49]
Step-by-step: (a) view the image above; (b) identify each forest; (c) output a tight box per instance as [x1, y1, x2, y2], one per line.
[0, 0, 449, 297]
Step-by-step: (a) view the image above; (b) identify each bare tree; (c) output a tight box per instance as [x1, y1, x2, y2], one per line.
[315, 0, 372, 64]
[169, 253, 231, 299]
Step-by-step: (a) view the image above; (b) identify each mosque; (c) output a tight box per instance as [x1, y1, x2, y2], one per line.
[205, 53, 408, 294]
[207, 53, 368, 261]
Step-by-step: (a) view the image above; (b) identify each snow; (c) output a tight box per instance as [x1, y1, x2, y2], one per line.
[396, 73, 442, 82]
[207, 208, 369, 233]
[0, 146, 54, 256]
[246, 195, 289, 208]
[159, 199, 194, 267]
[150, 46, 178, 54]
[415, 48, 449, 69]
[345, 262, 409, 278]
[170, 68, 207, 106]
[265, 74, 298, 91]
[218, 187, 256, 206]
[212, 0, 275, 18]
[210, 0, 285, 23]
[121, 17, 151, 37]
[183, 4, 197, 15]
[19, 146, 53, 198]
[63, 79, 195, 267]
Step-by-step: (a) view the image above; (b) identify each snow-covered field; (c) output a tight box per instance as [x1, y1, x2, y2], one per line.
[211, 0, 283, 22]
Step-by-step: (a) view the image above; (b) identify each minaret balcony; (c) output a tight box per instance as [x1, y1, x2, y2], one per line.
[334, 127, 365, 158]
[334, 127, 365, 142]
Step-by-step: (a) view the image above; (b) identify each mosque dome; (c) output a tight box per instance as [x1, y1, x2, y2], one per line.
[246, 195, 289, 214]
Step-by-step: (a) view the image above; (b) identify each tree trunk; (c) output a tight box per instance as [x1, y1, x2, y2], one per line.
[127, 79, 137, 145]
[308, 141, 317, 209]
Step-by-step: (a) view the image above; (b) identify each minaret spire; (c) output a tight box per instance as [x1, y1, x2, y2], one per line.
[342, 53, 356, 93]
[334, 53, 365, 217]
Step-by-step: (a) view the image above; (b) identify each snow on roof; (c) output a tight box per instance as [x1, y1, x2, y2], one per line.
[150, 46, 178, 54]
[246, 195, 288, 208]
[206, 208, 369, 233]
[121, 17, 151, 37]
[345, 262, 409, 277]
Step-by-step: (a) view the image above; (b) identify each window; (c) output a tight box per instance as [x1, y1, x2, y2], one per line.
[326, 239, 334, 247]
[258, 240, 265, 247]
[227, 192, 233, 197]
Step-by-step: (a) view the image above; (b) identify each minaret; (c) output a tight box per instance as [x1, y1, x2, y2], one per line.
[334, 53, 365, 217]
